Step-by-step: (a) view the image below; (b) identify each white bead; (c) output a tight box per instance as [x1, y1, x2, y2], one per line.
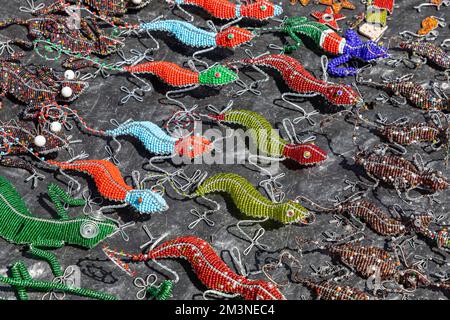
[64, 70, 76, 80]
[34, 135, 47, 147]
[131, 0, 142, 4]
[61, 86, 73, 98]
[50, 121, 62, 133]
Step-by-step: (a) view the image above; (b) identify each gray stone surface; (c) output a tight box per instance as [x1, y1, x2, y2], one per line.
[0, 0, 448, 300]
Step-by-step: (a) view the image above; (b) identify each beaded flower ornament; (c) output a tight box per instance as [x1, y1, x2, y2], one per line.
[103, 235, 287, 300]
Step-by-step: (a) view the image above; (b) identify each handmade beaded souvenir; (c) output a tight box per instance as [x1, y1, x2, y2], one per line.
[311, 7, 346, 31]
[103, 235, 287, 300]
[206, 108, 328, 165]
[0, 176, 119, 249]
[120, 18, 254, 65]
[166, 0, 283, 21]
[1, 254, 116, 300]
[0, 14, 124, 57]
[251, 16, 388, 77]
[46, 159, 169, 214]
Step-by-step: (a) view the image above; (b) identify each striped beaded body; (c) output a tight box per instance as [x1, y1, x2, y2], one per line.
[105, 121, 177, 155]
[400, 41, 450, 70]
[386, 81, 447, 111]
[300, 279, 372, 300]
[139, 236, 286, 300]
[140, 20, 217, 48]
[193, 173, 310, 224]
[284, 18, 345, 55]
[240, 54, 362, 107]
[212, 109, 327, 165]
[329, 243, 399, 279]
[380, 122, 440, 146]
[0, 176, 117, 248]
[340, 200, 406, 236]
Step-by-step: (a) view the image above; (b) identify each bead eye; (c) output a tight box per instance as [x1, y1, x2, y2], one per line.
[303, 151, 311, 159]
[336, 90, 343, 96]
[227, 33, 234, 40]
[138, 197, 143, 204]
[286, 210, 295, 217]
[260, 5, 267, 10]
[214, 72, 221, 78]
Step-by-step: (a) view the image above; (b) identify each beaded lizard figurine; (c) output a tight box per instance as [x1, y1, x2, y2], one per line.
[35, 0, 150, 18]
[152, 172, 313, 225]
[0, 119, 75, 187]
[0, 176, 120, 250]
[354, 148, 449, 201]
[296, 237, 431, 292]
[0, 14, 124, 57]
[205, 108, 328, 165]
[356, 70, 449, 112]
[24, 104, 213, 158]
[229, 53, 363, 123]
[119, 18, 254, 65]
[103, 235, 287, 300]
[46, 159, 169, 214]
[165, 0, 283, 22]
[250, 16, 389, 77]
[0, 51, 88, 108]
[1, 258, 116, 300]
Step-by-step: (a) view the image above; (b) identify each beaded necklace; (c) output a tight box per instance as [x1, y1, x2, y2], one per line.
[103, 235, 287, 300]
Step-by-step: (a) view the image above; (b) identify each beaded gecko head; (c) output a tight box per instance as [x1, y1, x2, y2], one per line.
[76, 217, 119, 248]
[198, 64, 239, 86]
[344, 29, 389, 61]
[244, 280, 286, 300]
[174, 135, 212, 158]
[283, 143, 327, 165]
[275, 200, 312, 224]
[324, 83, 363, 107]
[124, 189, 169, 214]
[215, 27, 255, 49]
[420, 170, 449, 192]
[239, 0, 283, 20]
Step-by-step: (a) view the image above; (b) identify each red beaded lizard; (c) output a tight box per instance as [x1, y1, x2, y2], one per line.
[103, 235, 286, 300]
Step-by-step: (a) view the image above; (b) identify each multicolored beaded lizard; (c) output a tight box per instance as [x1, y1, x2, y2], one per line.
[103, 235, 287, 300]
[206, 108, 328, 165]
[0, 175, 118, 249]
[250, 16, 389, 77]
[46, 159, 169, 214]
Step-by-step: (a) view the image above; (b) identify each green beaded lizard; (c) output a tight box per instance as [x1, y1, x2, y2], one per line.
[0, 175, 119, 249]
